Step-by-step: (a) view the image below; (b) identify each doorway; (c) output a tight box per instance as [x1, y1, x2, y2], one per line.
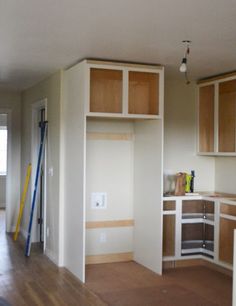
[0, 114, 8, 235]
[31, 99, 47, 252]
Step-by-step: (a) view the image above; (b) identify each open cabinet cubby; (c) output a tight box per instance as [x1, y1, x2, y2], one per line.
[181, 200, 214, 258]
[85, 118, 163, 269]
[198, 73, 236, 155]
[90, 68, 123, 113]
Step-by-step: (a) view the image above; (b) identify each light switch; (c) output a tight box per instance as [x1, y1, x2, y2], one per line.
[91, 192, 107, 209]
[48, 167, 53, 177]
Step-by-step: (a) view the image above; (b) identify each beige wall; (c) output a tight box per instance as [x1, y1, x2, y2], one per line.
[21, 71, 62, 264]
[86, 119, 134, 256]
[215, 157, 236, 193]
[164, 79, 215, 193]
[0, 91, 21, 231]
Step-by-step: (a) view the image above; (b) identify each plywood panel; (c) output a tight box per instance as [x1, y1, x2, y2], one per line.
[205, 224, 214, 241]
[86, 252, 133, 264]
[182, 200, 204, 214]
[205, 201, 214, 214]
[220, 203, 236, 216]
[163, 215, 175, 256]
[163, 201, 176, 211]
[219, 80, 236, 152]
[182, 223, 204, 241]
[199, 85, 215, 152]
[128, 71, 159, 115]
[87, 132, 133, 141]
[219, 217, 236, 264]
[86, 219, 134, 229]
[90, 68, 122, 113]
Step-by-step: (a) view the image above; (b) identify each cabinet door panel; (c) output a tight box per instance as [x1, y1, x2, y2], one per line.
[128, 71, 159, 115]
[163, 215, 175, 256]
[219, 217, 236, 264]
[199, 85, 215, 152]
[219, 80, 236, 152]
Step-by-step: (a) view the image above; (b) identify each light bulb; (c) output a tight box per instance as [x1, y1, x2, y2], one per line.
[179, 58, 187, 73]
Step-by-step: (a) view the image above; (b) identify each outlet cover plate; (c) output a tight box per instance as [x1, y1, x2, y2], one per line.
[91, 192, 107, 209]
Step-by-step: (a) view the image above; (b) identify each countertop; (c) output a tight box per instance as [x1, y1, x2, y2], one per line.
[163, 191, 236, 204]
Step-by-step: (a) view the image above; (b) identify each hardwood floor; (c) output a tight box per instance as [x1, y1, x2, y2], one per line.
[0, 210, 106, 306]
[86, 261, 233, 306]
[1, 208, 232, 306]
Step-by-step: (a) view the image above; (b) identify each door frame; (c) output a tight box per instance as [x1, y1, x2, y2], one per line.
[0, 109, 11, 232]
[31, 99, 47, 251]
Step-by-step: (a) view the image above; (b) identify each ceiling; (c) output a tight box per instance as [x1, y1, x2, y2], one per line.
[1, 0, 236, 90]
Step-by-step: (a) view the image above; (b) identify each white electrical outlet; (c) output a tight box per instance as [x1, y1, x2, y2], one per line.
[91, 192, 107, 209]
[100, 232, 107, 243]
[46, 227, 50, 237]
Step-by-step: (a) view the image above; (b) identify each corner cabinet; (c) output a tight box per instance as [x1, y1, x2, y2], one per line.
[63, 59, 164, 283]
[198, 73, 236, 156]
[86, 61, 164, 119]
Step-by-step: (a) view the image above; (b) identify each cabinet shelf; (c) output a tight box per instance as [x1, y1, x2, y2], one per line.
[182, 240, 214, 251]
[182, 213, 214, 220]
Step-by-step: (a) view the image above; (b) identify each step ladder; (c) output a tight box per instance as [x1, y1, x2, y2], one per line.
[25, 121, 48, 257]
[14, 163, 32, 241]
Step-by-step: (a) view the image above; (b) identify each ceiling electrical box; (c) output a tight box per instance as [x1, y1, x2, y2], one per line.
[91, 192, 107, 209]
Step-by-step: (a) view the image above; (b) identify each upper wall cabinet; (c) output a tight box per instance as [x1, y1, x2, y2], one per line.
[198, 73, 236, 156]
[86, 60, 164, 119]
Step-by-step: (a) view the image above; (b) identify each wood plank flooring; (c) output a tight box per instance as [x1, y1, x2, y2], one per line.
[1, 208, 233, 306]
[0, 209, 106, 306]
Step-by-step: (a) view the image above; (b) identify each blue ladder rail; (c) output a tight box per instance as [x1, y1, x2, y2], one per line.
[25, 121, 48, 257]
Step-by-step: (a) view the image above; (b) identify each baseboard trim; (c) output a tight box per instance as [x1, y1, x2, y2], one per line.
[45, 248, 59, 266]
[86, 252, 133, 264]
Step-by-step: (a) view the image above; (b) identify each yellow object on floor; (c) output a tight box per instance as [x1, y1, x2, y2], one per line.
[13, 163, 32, 241]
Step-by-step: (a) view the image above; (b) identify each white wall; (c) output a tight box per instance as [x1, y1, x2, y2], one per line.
[164, 79, 215, 193]
[215, 157, 236, 193]
[0, 176, 6, 208]
[21, 71, 63, 264]
[0, 91, 21, 232]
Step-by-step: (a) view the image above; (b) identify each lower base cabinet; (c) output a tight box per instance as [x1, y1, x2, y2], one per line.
[163, 215, 175, 257]
[219, 217, 236, 264]
[163, 197, 236, 271]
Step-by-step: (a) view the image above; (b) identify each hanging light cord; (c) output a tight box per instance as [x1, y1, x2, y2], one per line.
[180, 40, 191, 84]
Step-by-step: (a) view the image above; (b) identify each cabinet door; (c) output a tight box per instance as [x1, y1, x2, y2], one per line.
[198, 85, 215, 152]
[163, 215, 175, 257]
[128, 71, 159, 115]
[90, 68, 123, 113]
[219, 80, 236, 152]
[219, 217, 236, 264]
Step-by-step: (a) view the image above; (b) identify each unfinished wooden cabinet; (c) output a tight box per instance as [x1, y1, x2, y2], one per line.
[163, 201, 176, 257]
[63, 59, 164, 283]
[198, 72, 236, 156]
[90, 68, 123, 113]
[181, 200, 214, 257]
[198, 85, 215, 152]
[219, 202, 236, 265]
[128, 71, 159, 115]
[87, 60, 163, 118]
[219, 80, 236, 152]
